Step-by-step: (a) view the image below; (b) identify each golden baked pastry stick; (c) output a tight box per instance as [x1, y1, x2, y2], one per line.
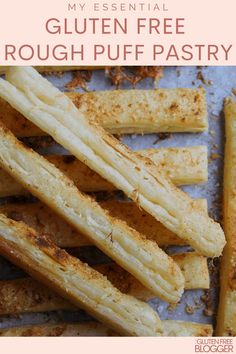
[68, 89, 208, 134]
[0, 213, 162, 336]
[0, 146, 208, 198]
[216, 98, 236, 336]
[0, 321, 213, 337]
[0, 199, 207, 248]
[0, 89, 207, 137]
[0, 124, 184, 303]
[0, 66, 224, 257]
[0, 254, 209, 316]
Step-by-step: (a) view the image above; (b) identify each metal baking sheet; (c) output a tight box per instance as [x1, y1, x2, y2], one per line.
[0, 66, 236, 333]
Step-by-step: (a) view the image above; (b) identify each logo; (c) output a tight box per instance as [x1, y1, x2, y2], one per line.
[195, 339, 234, 353]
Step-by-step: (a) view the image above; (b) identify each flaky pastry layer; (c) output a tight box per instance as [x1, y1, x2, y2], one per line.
[0, 213, 162, 336]
[68, 89, 208, 133]
[0, 123, 184, 303]
[0, 253, 209, 316]
[0, 89, 207, 137]
[0, 199, 207, 248]
[0, 146, 208, 198]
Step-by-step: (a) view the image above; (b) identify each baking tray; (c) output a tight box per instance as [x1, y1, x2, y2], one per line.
[0, 66, 235, 333]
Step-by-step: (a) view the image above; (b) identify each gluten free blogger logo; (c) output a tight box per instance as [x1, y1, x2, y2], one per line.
[195, 339, 234, 353]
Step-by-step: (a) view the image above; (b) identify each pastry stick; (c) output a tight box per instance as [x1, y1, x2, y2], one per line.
[140, 146, 208, 186]
[0, 321, 213, 337]
[68, 89, 208, 134]
[0, 124, 184, 303]
[0, 89, 208, 137]
[0, 67, 224, 257]
[0, 254, 209, 316]
[0, 213, 162, 337]
[0, 146, 208, 198]
[216, 98, 236, 336]
[0, 199, 207, 248]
